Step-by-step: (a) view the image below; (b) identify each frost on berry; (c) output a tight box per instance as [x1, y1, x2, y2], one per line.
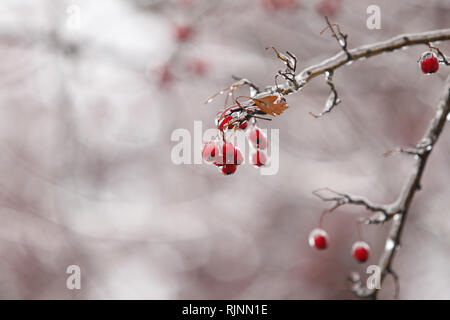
[419, 51, 439, 74]
[352, 241, 370, 263]
[308, 228, 329, 250]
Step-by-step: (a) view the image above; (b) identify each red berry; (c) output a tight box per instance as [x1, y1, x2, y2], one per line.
[239, 121, 248, 130]
[157, 64, 174, 88]
[352, 241, 370, 263]
[316, 0, 341, 17]
[221, 164, 237, 175]
[308, 228, 329, 250]
[202, 142, 219, 163]
[222, 142, 234, 156]
[187, 58, 207, 76]
[420, 52, 439, 74]
[262, 0, 297, 11]
[222, 143, 243, 165]
[218, 115, 233, 131]
[251, 151, 267, 167]
[174, 24, 193, 42]
[232, 148, 244, 165]
[249, 129, 267, 149]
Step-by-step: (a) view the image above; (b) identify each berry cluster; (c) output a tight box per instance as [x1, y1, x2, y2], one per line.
[202, 140, 244, 175]
[308, 228, 370, 263]
[202, 123, 269, 175]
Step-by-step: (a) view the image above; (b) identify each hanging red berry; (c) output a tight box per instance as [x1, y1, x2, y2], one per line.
[239, 121, 248, 130]
[352, 241, 370, 263]
[231, 148, 244, 165]
[222, 142, 235, 163]
[419, 52, 439, 74]
[220, 164, 237, 175]
[251, 150, 267, 167]
[223, 142, 244, 165]
[217, 115, 234, 131]
[308, 228, 329, 250]
[213, 142, 244, 168]
[249, 129, 268, 149]
[202, 142, 219, 162]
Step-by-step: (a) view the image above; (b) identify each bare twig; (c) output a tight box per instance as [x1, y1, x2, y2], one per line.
[231, 75, 261, 96]
[312, 188, 394, 224]
[309, 70, 341, 118]
[321, 16, 351, 60]
[267, 46, 300, 91]
[429, 43, 450, 65]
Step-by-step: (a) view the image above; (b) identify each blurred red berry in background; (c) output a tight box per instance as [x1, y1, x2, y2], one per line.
[316, 0, 341, 17]
[174, 24, 194, 42]
[186, 58, 207, 76]
[261, 0, 298, 12]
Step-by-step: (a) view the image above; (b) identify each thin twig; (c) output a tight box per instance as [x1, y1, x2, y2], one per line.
[321, 16, 351, 60]
[309, 70, 341, 118]
[312, 188, 394, 224]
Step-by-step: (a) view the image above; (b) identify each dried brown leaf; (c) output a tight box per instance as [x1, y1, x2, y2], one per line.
[252, 95, 289, 116]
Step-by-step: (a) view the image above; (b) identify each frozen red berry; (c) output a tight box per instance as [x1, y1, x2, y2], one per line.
[221, 143, 243, 165]
[308, 228, 329, 250]
[174, 24, 193, 42]
[218, 115, 233, 131]
[231, 148, 244, 165]
[202, 142, 219, 162]
[352, 241, 370, 263]
[239, 121, 248, 130]
[222, 142, 235, 159]
[251, 150, 267, 167]
[420, 52, 439, 74]
[221, 164, 237, 175]
[249, 129, 267, 149]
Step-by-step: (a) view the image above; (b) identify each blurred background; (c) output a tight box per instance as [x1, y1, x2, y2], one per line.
[0, 0, 449, 299]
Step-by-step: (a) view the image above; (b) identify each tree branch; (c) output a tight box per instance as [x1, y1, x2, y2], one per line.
[348, 74, 450, 299]
[262, 28, 450, 97]
[212, 26, 450, 299]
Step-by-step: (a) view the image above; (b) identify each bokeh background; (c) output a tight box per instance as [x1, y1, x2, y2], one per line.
[0, 0, 449, 299]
